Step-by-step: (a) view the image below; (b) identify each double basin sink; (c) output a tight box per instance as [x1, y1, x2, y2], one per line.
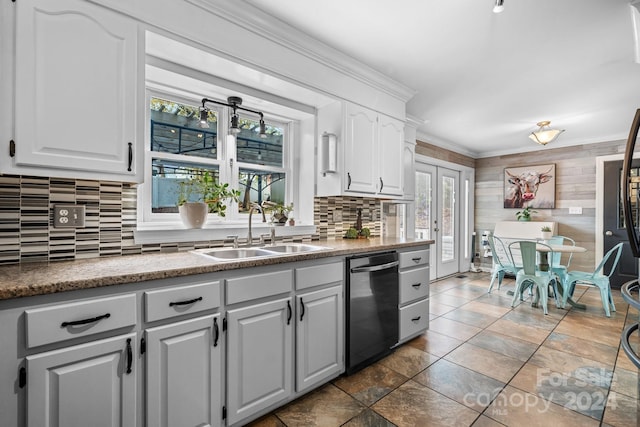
[192, 243, 332, 261]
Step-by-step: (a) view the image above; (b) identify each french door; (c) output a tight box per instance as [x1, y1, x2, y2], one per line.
[415, 163, 460, 279]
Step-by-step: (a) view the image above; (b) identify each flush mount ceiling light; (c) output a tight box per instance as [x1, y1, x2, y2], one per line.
[199, 96, 267, 138]
[529, 120, 565, 145]
[493, 0, 505, 13]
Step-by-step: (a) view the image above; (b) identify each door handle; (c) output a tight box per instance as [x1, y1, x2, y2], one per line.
[605, 230, 613, 236]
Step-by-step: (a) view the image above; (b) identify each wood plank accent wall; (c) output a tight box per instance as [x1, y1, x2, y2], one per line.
[474, 139, 625, 272]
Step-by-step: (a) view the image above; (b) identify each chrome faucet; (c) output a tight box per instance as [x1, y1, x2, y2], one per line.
[247, 203, 266, 245]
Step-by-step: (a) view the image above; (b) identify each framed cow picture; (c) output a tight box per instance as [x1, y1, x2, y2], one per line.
[504, 164, 555, 209]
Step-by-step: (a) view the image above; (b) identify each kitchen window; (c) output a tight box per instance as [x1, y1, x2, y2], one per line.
[140, 93, 291, 225]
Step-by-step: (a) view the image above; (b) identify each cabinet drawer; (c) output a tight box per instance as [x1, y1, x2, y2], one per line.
[25, 294, 137, 348]
[295, 261, 343, 291]
[399, 267, 429, 305]
[226, 270, 293, 305]
[399, 298, 429, 341]
[145, 281, 220, 323]
[399, 249, 429, 269]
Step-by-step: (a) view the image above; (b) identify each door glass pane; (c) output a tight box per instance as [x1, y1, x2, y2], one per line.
[442, 176, 455, 262]
[415, 171, 431, 239]
[621, 167, 640, 228]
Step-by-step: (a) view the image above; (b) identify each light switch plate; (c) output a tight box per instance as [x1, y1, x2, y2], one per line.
[568, 206, 583, 215]
[53, 205, 85, 228]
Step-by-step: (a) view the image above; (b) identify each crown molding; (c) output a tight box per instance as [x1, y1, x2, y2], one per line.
[185, 0, 416, 103]
[416, 130, 480, 159]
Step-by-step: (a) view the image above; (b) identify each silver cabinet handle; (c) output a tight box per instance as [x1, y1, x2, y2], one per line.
[605, 230, 613, 236]
[350, 261, 399, 273]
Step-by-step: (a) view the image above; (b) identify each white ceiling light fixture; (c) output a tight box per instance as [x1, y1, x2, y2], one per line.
[529, 120, 565, 146]
[493, 0, 505, 13]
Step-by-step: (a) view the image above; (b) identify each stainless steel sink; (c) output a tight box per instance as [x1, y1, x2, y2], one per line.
[195, 248, 275, 260]
[192, 243, 331, 261]
[262, 244, 330, 253]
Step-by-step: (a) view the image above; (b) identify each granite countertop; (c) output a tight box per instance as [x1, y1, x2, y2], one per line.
[0, 238, 432, 301]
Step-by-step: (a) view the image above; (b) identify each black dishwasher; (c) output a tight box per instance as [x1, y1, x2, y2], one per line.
[346, 251, 399, 374]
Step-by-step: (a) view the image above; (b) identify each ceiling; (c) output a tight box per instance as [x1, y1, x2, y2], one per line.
[243, 0, 640, 158]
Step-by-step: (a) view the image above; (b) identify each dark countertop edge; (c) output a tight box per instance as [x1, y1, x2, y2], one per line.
[0, 238, 433, 301]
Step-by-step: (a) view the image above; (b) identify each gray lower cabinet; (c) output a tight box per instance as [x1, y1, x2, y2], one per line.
[226, 297, 294, 426]
[0, 257, 350, 426]
[145, 314, 222, 427]
[398, 246, 430, 343]
[296, 285, 343, 393]
[26, 332, 137, 427]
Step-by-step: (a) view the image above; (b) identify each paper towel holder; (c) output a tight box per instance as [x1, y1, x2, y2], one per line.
[321, 132, 337, 176]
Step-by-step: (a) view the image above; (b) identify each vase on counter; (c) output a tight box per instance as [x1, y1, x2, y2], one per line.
[179, 202, 208, 228]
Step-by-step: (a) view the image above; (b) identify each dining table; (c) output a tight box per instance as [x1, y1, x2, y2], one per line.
[535, 241, 588, 309]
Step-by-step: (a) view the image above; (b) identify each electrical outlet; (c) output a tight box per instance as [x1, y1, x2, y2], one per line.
[332, 210, 343, 222]
[53, 205, 85, 228]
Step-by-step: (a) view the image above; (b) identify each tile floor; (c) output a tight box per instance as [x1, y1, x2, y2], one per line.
[247, 272, 640, 427]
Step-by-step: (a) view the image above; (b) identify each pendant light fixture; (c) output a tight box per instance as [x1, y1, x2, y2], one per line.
[493, 0, 504, 13]
[199, 96, 267, 138]
[529, 120, 565, 145]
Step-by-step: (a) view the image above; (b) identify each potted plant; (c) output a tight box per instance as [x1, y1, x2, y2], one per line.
[515, 206, 537, 221]
[177, 170, 240, 228]
[540, 226, 553, 240]
[263, 202, 294, 225]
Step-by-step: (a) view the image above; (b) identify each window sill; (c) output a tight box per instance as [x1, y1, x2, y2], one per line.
[133, 223, 317, 245]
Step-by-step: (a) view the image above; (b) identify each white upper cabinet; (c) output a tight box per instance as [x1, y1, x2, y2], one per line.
[12, 0, 142, 181]
[378, 114, 404, 196]
[317, 101, 404, 198]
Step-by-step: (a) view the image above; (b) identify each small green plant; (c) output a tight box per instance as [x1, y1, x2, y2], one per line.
[345, 228, 358, 239]
[359, 227, 371, 238]
[515, 206, 537, 221]
[540, 225, 552, 232]
[177, 170, 240, 217]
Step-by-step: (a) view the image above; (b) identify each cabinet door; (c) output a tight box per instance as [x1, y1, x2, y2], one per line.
[26, 333, 137, 427]
[14, 0, 140, 181]
[403, 141, 416, 200]
[378, 115, 404, 196]
[344, 104, 377, 194]
[146, 315, 222, 427]
[296, 285, 344, 393]
[227, 298, 293, 426]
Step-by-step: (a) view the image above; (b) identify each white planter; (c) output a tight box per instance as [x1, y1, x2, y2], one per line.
[179, 202, 208, 229]
[540, 231, 553, 240]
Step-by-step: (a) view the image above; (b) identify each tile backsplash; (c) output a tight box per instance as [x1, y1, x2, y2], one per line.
[0, 174, 381, 265]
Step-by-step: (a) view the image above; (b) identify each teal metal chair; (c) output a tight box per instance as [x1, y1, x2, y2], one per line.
[562, 242, 624, 317]
[487, 234, 520, 293]
[509, 240, 557, 315]
[547, 235, 575, 297]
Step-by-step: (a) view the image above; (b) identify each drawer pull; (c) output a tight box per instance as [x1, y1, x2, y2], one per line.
[61, 312, 111, 328]
[412, 283, 422, 289]
[125, 338, 133, 374]
[411, 316, 422, 322]
[213, 317, 219, 347]
[412, 257, 422, 263]
[169, 296, 203, 307]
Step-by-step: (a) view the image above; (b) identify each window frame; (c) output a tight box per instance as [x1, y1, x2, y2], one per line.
[139, 88, 293, 227]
